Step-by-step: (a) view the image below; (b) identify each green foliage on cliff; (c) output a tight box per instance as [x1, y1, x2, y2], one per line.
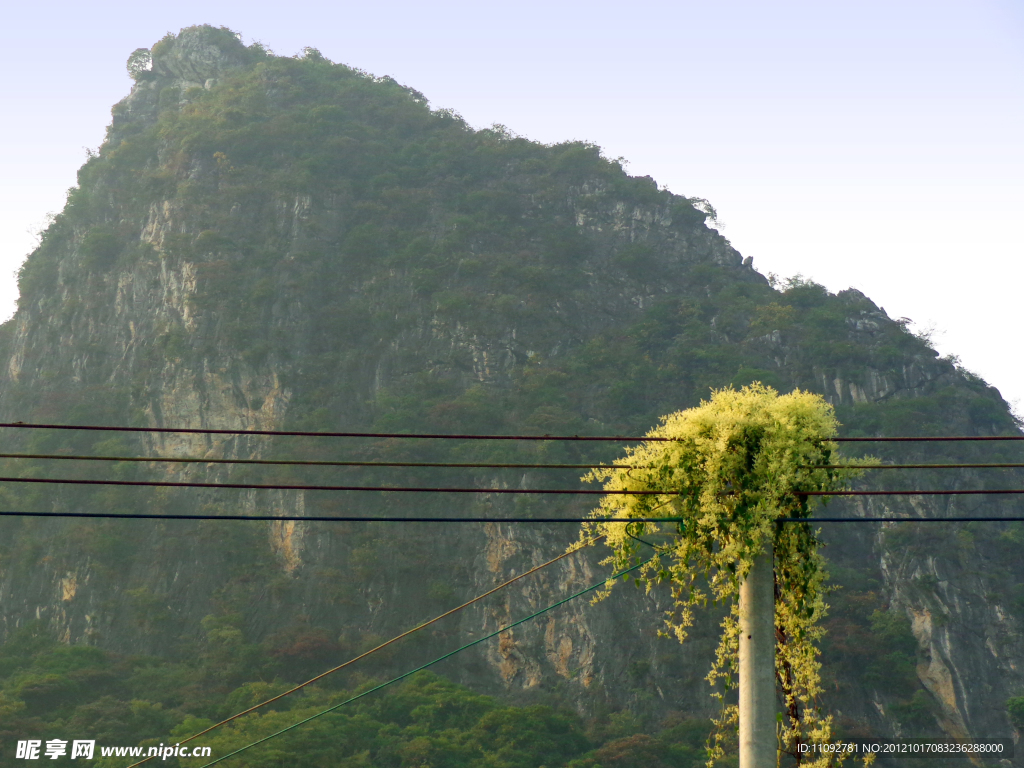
[1008, 696, 1024, 730]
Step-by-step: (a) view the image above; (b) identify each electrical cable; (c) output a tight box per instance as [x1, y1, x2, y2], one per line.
[802, 489, 1024, 496]
[0, 452, 638, 470]
[195, 554, 653, 768]
[16, 510, 1021, 523]
[123, 535, 607, 768]
[0, 420, 1021, 442]
[780, 516, 1024, 523]
[0, 476, 668, 494]
[0, 510, 683, 523]
[0, 475, 1021, 497]
[832, 436, 1024, 442]
[817, 463, 1024, 469]
[0, 421, 670, 441]
[624, 520, 664, 552]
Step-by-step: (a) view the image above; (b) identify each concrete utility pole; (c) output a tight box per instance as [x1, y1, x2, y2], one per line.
[738, 541, 776, 768]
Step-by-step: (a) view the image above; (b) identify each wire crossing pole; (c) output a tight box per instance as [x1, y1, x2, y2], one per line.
[739, 541, 776, 768]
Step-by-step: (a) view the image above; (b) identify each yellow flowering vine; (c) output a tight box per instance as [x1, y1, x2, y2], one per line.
[583, 384, 873, 767]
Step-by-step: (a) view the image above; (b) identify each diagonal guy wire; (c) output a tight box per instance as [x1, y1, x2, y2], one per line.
[196, 556, 653, 768]
[124, 536, 608, 768]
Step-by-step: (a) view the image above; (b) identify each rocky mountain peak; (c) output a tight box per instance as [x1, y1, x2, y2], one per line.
[149, 25, 248, 85]
[112, 26, 251, 136]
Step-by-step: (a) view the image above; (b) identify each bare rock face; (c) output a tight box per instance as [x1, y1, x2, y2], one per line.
[880, 512, 1024, 741]
[150, 27, 246, 86]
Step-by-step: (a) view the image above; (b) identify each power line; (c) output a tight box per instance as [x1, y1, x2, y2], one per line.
[2, 420, 1020, 443]
[781, 517, 1024, 523]
[10, 509, 1020, 524]
[125, 536, 606, 768]
[803, 489, 1024, 496]
[819, 463, 1024, 469]
[3, 453, 1022, 472]
[0, 452, 634, 470]
[0, 421, 667, 442]
[832, 436, 1024, 442]
[17, 455, 1024, 471]
[1, 475, 1022, 497]
[196, 555, 653, 768]
[3, 473, 1024, 499]
[0, 476, 665, 494]
[1, 421, 1021, 443]
[0, 510, 682, 523]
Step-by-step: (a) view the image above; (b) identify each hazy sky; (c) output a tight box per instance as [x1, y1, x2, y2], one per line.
[2, 0, 1022, 410]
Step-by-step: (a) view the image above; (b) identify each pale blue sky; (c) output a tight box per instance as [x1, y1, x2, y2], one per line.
[2, 0, 1022, 408]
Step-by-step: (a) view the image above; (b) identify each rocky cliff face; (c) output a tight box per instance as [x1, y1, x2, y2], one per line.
[0, 25, 1021, 760]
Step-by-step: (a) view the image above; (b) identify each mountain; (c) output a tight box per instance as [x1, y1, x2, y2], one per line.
[0, 25, 1022, 765]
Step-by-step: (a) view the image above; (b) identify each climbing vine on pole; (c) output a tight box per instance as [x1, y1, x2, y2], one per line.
[584, 384, 868, 767]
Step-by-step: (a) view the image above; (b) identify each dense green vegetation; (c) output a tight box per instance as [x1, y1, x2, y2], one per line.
[1008, 696, 1024, 730]
[0, 625, 722, 767]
